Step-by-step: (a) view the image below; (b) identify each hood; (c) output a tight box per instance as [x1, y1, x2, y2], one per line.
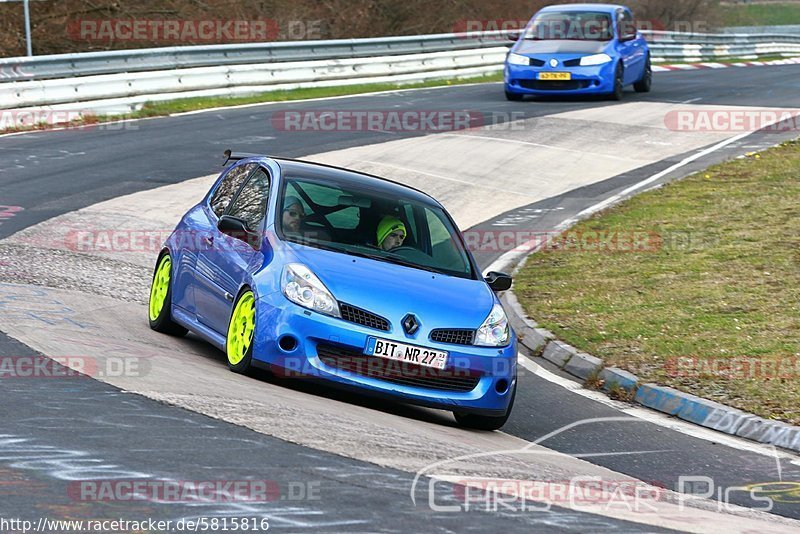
[514, 39, 608, 56]
[284, 242, 496, 331]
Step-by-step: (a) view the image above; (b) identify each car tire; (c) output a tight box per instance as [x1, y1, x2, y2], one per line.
[633, 56, 652, 93]
[148, 252, 188, 337]
[453, 383, 516, 431]
[608, 63, 624, 101]
[505, 90, 524, 102]
[226, 288, 256, 374]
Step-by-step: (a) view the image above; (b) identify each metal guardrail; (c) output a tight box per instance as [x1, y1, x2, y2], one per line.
[1, 30, 799, 121]
[645, 30, 800, 44]
[0, 32, 508, 82]
[724, 25, 800, 35]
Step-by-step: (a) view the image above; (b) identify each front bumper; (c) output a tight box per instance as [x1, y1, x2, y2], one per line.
[252, 291, 517, 416]
[504, 61, 616, 95]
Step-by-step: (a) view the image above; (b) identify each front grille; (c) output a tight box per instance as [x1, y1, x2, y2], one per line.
[430, 329, 475, 346]
[519, 79, 591, 91]
[563, 58, 582, 67]
[317, 344, 480, 393]
[339, 302, 390, 331]
[530, 58, 546, 67]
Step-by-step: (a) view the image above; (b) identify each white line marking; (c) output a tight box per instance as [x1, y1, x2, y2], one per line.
[435, 133, 645, 162]
[491, 120, 800, 459]
[168, 81, 503, 117]
[516, 356, 798, 462]
[484, 128, 753, 274]
[0, 81, 505, 139]
[357, 160, 540, 197]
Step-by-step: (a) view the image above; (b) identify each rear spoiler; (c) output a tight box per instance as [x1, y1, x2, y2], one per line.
[222, 149, 262, 166]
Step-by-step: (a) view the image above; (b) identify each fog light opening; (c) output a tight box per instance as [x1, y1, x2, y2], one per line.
[495, 379, 509, 394]
[279, 335, 298, 352]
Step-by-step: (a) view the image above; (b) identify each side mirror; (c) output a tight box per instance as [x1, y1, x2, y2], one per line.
[620, 31, 637, 42]
[485, 271, 512, 292]
[218, 215, 260, 248]
[507, 31, 520, 42]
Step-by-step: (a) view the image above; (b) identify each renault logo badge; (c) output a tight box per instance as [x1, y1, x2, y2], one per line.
[402, 314, 419, 335]
[549, 58, 558, 68]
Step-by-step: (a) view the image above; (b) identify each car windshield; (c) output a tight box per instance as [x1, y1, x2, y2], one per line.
[524, 11, 613, 41]
[277, 174, 475, 280]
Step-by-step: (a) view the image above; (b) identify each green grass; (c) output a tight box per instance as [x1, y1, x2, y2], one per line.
[136, 73, 503, 115]
[515, 140, 800, 424]
[720, 2, 800, 26]
[0, 73, 503, 134]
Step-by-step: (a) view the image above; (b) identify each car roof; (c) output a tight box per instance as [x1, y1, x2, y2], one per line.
[538, 4, 627, 14]
[270, 157, 442, 207]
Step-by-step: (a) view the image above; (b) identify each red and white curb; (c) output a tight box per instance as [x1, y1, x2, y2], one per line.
[654, 56, 800, 72]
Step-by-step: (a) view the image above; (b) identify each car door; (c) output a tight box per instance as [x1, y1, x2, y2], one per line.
[174, 162, 256, 318]
[195, 165, 270, 334]
[617, 8, 645, 84]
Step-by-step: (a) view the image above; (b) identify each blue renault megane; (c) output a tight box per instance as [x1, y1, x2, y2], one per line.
[148, 151, 517, 430]
[504, 3, 651, 100]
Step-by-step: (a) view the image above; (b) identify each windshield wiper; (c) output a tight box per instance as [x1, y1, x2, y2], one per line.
[289, 238, 449, 275]
[385, 253, 449, 275]
[347, 249, 447, 275]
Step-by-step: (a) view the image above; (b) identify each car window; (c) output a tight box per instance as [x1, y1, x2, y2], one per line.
[279, 175, 474, 280]
[402, 203, 418, 246]
[619, 10, 636, 39]
[210, 163, 257, 217]
[327, 206, 360, 229]
[525, 11, 613, 41]
[227, 168, 270, 231]
[425, 207, 471, 273]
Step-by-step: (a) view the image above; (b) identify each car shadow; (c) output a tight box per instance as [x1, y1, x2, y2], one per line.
[180, 332, 459, 428]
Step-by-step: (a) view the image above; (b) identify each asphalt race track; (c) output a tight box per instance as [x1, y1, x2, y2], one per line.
[1, 65, 800, 531]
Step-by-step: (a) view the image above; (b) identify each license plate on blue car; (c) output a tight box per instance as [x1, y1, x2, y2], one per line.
[538, 72, 571, 80]
[365, 337, 448, 370]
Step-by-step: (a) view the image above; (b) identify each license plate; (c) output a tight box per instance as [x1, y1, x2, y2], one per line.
[538, 72, 571, 80]
[365, 337, 448, 370]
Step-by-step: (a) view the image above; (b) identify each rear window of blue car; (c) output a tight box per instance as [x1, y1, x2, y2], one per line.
[277, 176, 476, 280]
[525, 11, 613, 41]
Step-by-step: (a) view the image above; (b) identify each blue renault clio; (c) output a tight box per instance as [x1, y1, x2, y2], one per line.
[504, 3, 651, 100]
[148, 152, 517, 430]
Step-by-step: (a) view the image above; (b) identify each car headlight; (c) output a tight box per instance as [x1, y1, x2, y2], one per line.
[579, 53, 612, 66]
[282, 263, 340, 318]
[474, 303, 510, 347]
[507, 53, 530, 66]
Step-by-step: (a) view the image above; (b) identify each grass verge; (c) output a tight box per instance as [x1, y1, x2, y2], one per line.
[720, 2, 800, 26]
[515, 140, 800, 424]
[0, 73, 503, 134]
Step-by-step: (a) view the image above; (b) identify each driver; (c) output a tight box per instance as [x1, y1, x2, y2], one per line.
[282, 196, 306, 234]
[376, 216, 406, 251]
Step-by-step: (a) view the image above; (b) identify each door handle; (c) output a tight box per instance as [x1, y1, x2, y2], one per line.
[203, 235, 214, 246]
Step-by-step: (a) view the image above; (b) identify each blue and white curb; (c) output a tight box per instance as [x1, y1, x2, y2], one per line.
[502, 291, 800, 454]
